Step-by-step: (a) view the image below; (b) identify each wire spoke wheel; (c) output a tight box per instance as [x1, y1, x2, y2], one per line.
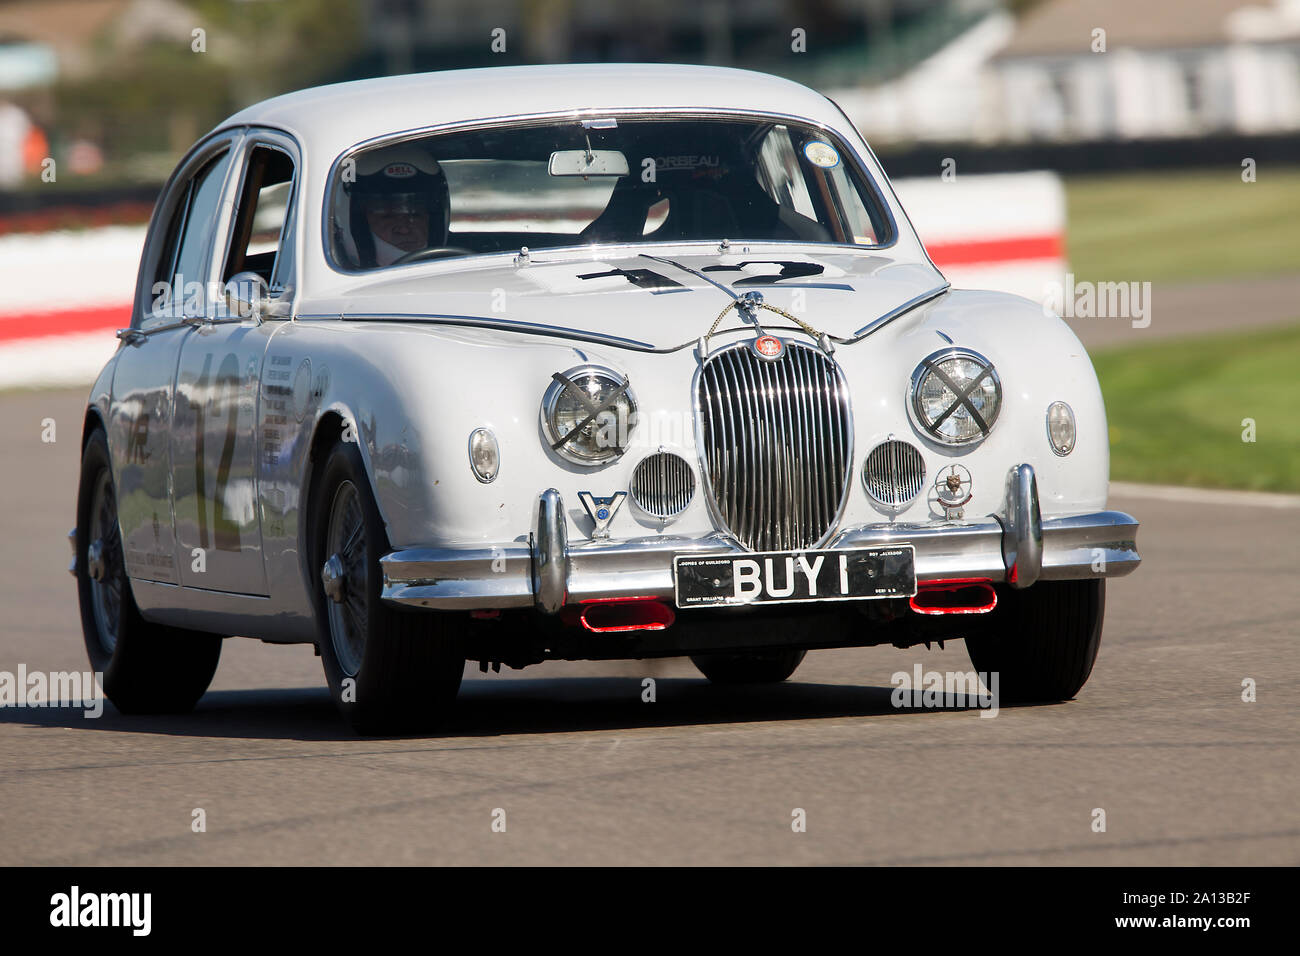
[312, 440, 467, 733]
[324, 479, 368, 677]
[76, 428, 222, 714]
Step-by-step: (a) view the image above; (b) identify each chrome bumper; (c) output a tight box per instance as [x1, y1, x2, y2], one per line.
[380, 464, 1139, 611]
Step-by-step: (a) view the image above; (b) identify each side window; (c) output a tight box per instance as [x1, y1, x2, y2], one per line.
[756, 125, 817, 221]
[171, 151, 233, 306]
[223, 145, 296, 295]
[143, 149, 231, 329]
[755, 125, 889, 246]
[824, 161, 881, 245]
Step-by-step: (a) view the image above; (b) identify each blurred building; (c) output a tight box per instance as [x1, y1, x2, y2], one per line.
[358, 0, 980, 85]
[0, 0, 214, 182]
[0, 0, 200, 81]
[994, 0, 1300, 139]
[3, 0, 1298, 187]
[834, 0, 1300, 143]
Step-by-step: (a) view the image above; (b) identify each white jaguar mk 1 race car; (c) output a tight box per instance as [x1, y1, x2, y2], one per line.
[72, 64, 1139, 732]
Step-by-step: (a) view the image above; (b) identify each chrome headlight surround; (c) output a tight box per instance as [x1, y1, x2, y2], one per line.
[541, 365, 637, 466]
[909, 347, 1002, 446]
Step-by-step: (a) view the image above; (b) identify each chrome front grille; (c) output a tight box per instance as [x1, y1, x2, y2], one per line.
[862, 439, 926, 508]
[696, 342, 852, 552]
[631, 452, 695, 519]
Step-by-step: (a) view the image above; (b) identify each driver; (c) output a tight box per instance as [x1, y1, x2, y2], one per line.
[349, 146, 450, 267]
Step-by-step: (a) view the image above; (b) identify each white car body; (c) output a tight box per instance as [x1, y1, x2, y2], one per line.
[72, 65, 1139, 728]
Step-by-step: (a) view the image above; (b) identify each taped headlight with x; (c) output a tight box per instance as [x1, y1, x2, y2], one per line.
[911, 349, 1001, 445]
[544, 367, 637, 464]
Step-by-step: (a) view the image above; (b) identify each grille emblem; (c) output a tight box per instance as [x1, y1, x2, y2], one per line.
[578, 491, 626, 539]
[753, 335, 783, 360]
[934, 464, 973, 520]
[935, 464, 973, 507]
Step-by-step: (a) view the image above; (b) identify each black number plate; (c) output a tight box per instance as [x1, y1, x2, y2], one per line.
[673, 546, 917, 608]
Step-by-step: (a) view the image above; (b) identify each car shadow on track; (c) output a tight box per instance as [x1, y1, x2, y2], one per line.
[0, 675, 1040, 742]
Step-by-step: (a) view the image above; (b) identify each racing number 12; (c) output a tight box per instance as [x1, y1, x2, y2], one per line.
[191, 351, 243, 552]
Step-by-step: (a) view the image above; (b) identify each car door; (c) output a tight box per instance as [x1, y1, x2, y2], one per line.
[171, 131, 300, 594]
[109, 136, 237, 586]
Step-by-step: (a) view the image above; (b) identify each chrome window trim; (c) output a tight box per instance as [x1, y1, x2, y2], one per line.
[133, 131, 244, 331]
[320, 106, 901, 277]
[823, 92, 949, 281]
[217, 131, 302, 311]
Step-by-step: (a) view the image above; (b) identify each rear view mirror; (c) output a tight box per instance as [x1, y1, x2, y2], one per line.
[548, 149, 629, 177]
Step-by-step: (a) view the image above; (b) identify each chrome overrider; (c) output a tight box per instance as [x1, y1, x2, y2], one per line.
[380, 464, 1140, 612]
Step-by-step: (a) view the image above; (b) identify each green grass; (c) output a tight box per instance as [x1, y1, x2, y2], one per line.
[1066, 167, 1300, 284]
[1093, 323, 1300, 492]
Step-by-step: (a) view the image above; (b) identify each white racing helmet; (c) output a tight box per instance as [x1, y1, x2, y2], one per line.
[337, 144, 449, 268]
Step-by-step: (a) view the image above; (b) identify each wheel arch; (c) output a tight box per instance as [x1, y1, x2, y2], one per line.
[82, 405, 107, 447]
[299, 405, 391, 598]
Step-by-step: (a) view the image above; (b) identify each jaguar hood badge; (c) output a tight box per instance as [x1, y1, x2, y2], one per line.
[753, 334, 784, 360]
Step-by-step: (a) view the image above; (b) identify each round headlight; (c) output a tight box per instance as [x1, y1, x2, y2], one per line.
[468, 427, 499, 482]
[542, 366, 637, 465]
[1046, 401, 1076, 456]
[910, 348, 1002, 445]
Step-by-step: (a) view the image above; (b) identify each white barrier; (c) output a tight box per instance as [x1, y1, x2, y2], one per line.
[0, 226, 143, 388]
[891, 171, 1066, 302]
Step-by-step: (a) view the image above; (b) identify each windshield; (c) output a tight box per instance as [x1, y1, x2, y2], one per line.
[328, 115, 892, 271]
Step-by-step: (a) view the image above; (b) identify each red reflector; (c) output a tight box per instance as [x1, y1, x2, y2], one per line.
[909, 579, 998, 616]
[578, 597, 676, 633]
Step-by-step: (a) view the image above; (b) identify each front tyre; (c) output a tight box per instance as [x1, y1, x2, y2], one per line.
[963, 579, 1105, 703]
[76, 429, 222, 713]
[311, 440, 465, 735]
[690, 649, 807, 684]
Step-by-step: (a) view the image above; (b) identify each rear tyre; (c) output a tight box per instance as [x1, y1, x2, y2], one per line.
[690, 648, 807, 684]
[963, 579, 1105, 703]
[76, 428, 222, 714]
[311, 440, 466, 735]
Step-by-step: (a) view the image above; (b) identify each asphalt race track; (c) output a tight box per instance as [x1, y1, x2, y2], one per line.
[1, 387, 1296, 866]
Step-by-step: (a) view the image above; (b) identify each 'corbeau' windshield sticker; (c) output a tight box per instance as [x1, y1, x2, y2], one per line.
[653, 155, 720, 171]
